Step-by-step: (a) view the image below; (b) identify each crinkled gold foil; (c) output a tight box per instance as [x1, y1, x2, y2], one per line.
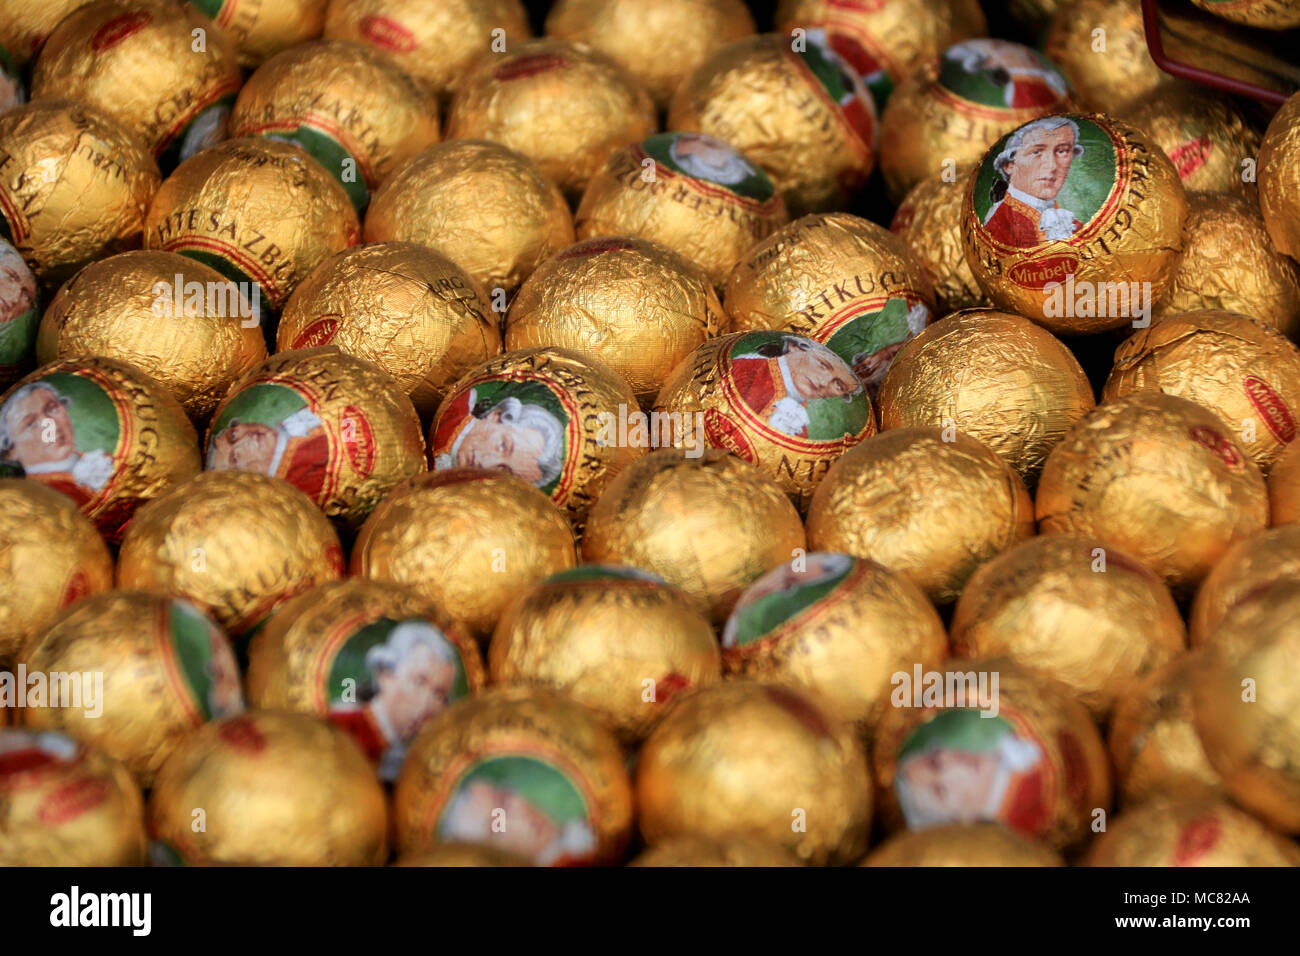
[365, 139, 574, 296]
[890, 165, 990, 316]
[21, 590, 243, 786]
[581, 448, 807, 624]
[668, 34, 876, 217]
[1188, 0, 1300, 29]
[506, 236, 723, 404]
[202, 0, 328, 68]
[393, 686, 634, 866]
[1088, 796, 1300, 865]
[862, 823, 1064, 866]
[117, 470, 345, 636]
[31, 0, 241, 164]
[1259, 91, 1300, 264]
[352, 468, 577, 640]
[0, 99, 159, 286]
[636, 679, 872, 865]
[1270, 440, 1300, 525]
[395, 842, 532, 866]
[37, 250, 267, 418]
[1045, 0, 1164, 111]
[722, 553, 946, 733]
[1037, 393, 1267, 592]
[630, 834, 803, 867]
[952, 533, 1185, 718]
[1191, 526, 1300, 644]
[808, 427, 1034, 604]
[148, 710, 388, 865]
[489, 565, 721, 742]
[0, 479, 111, 664]
[278, 241, 501, 418]
[1104, 309, 1300, 472]
[0, 729, 145, 866]
[0, 0, 88, 68]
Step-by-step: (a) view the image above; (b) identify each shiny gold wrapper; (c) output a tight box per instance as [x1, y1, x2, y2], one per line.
[1188, 0, 1300, 29]
[278, 242, 501, 418]
[721, 553, 946, 733]
[879, 40, 1072, 204]
[581, 449, 806, 624]
[206, 347, 426, 528]
[873, 656, 1112, 850]
[723, 212, 934, 397]
[0, 99, 159, 286]
[21, 591, 243, 786]
[506, 236, 723, 403]
[1259, 91, 1300, 264]
[0, 729, 145, 866]
[148, 710, 388, 865]
[654, 330, 878, 508]
[144, 137, 359, 311]
[807, 427, 1035, 604]
[0, 356, 200, 542]
[890, 166, 990, 316]
[323, 0, 531, 99]
[547, 0, 756, 108]
[1108, 654, 1225, 807]
[36, 250, 268, 418]
[429, 347, 642, 529]
[445, 39, 655, 203]
[395, 842, 532, 866]
[0, 479, 112, 664]
[1154, 193, 1300, 338]
[353, 468, 577, 639]
[117, 470, 345, 636]
[31, 0, 241, 166]
[246, 578, 485, 782]
[963, 112, 1189, 333]
[636, 679, 872, 866]
[365, 139, 574, 296]
[668, 34, 876, 217]
[393, 686, 634, 866]
[202, 0, 328, 68]
[1087, 797, 1300, 866]
[489, 565, 720, 742]
[1104, 309, 1300, 472]
[1270, 440, 1300, 525]
[1044, 0, 1164, 111]
[1037, 394, 1267, 592]
[951, 534, 1186, 718]
[0, 0, 88, 68]
[230, 39, 440, 212]
[630, 835, 802, 867]
[877, 309, 1095, 483]
[862, 823, 1064, 866]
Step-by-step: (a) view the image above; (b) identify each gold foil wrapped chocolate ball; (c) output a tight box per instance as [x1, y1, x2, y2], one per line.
[582, 449, 806, 624]
[394, 686, 634, 866]
[246, 578, 485, 782]
[1188, 0, 1300, 29]
[429, 347, 642, 528]
[890, 166, 990, 316]
[862, 823, 1064, 866]
[0, 237, 38, 385]
[0, 729, 146, 866]
[490, 565, 720, 742]
[506, 236, 723, 403]
[668, 33, 876, 216]
[0, 356, 201, 542]
[31, 0, 241, 167]
[277, 242, 500, 418]
[353, 469, 577, 639]
[1045, 0, 1164, 111]
[721, 552, 946, 733]
[880, 39, 1072, 204]
[0, 0, 89, 69]
[1195, 575, 1300, 664]
[206, 347, 425, 528]
[723, 212, 934, 397]
[230, 39, 440, 213]
[323, 0, 531, 99]
[951, 534, 1186, 718]
[963, 112, 1189, 333]
[654, 330, 878, 507]
[0, 479, 112, 664]
[117, 470, 344, 636]
[445, 39, 655, 203]
[1087, 797, 1300, 866]
[144, 137, 359, 311]
[807, 428, 1035, 604]
[365, 139, 574, 296]
[149, 710, 388, 865]
[1104, 310, 1300, 472]
[21, 591, 244, 786]
[1192, 526, 1300, 644]
[0, 99, 160, 286]
[1037, 393, 1267, 591]
[1259, 91, 1300, 264]
[36, 250, 268, 418]
[630, 835, 802, 867]
[201, 0, 328, 68]
[877, 309, 1095, 483]
[636, 679, 872, 866]
[1270, 441, 1300, 524]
